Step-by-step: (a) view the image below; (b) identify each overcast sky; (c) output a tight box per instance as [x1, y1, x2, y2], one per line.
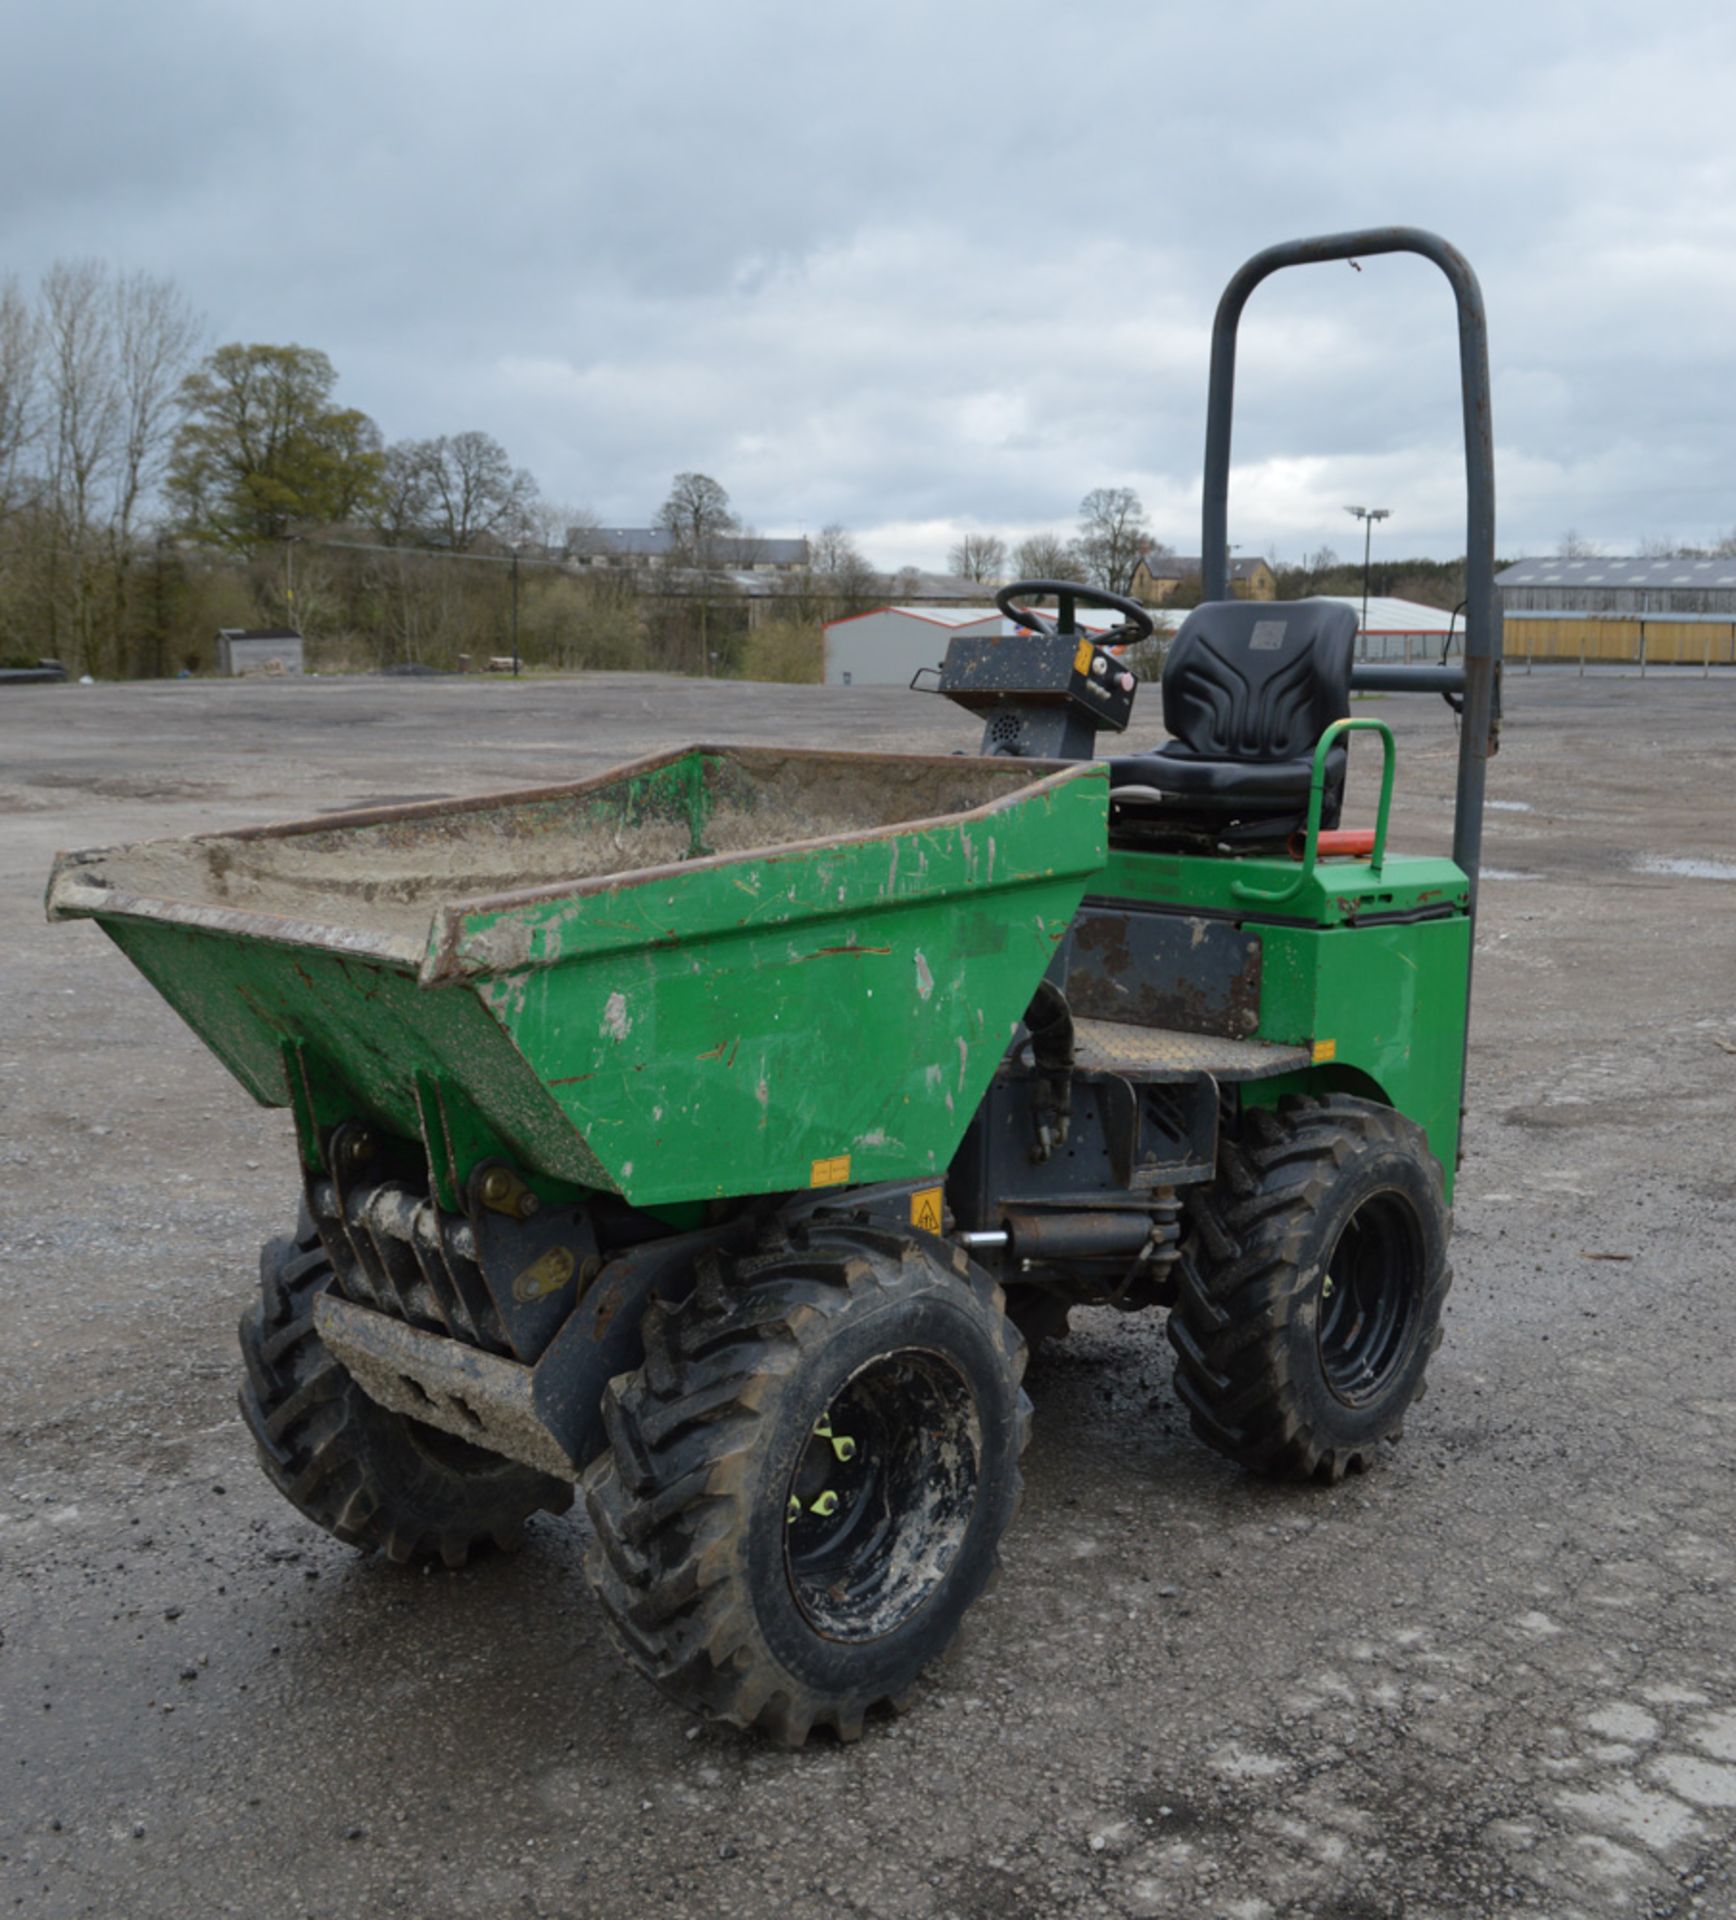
[6, 0, 1736, 571]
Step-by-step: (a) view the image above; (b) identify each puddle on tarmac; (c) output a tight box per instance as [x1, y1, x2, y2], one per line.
[1483, 867, 1544, 881]
[1634, 855, 1736, 881]
[1487, 800, 1534, 813]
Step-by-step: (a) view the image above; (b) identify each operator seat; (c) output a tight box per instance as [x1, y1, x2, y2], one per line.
[1108, 598, 1357, 846]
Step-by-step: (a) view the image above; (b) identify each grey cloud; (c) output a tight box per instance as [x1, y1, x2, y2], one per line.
[5, 0, 1736, 565]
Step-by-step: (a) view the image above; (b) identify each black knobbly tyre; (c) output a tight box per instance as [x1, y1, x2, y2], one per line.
[1167, 1095, 1451, 1483]
[582, 1225, 1030, 1746]
[239, 1210, 572, 1567]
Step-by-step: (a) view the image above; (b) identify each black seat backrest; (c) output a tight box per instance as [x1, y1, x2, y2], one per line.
[1162, 599, 1356, 761]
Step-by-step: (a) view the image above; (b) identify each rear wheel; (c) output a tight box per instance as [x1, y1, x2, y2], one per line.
[582, 1225, 1029, 1744]
[1167, 1096, 1451, 1482]
[239, 1211, 573, 1567]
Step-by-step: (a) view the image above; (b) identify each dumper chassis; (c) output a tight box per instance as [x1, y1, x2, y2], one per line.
[50, 227, 1501, 1744]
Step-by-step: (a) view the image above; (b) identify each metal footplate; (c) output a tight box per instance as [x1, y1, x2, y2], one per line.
[1071, 1017, 1310, 1084]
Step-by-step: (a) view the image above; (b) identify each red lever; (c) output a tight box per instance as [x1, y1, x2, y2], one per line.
[1289, 828, 1377, 860]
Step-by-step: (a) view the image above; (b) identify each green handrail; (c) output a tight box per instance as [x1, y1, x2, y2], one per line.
[1229, 717, 1396, 906]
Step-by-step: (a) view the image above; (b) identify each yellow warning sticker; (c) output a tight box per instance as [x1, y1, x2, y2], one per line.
[810, 1154, 852, 1188]
[910, 1186, 944, 1233]
[1312, 1038, 1337, 1064]
[1073, 636, 1095, 676]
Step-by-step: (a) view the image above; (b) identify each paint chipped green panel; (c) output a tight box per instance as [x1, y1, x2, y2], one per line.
[99, 920, 613, 1190]
[467, 765, 1109, 1205]
[1097, 842, 1472, 1197]
[59, 749, 1110, 1208]
[1246, 916, 1470, 1195]
[482, 879, 1091, 1206]
[1095, 847, 1469, 925]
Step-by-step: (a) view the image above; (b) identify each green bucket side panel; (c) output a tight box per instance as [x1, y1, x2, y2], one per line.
[464, 777, 1109, 1206]
[85, 763, 1108, 1209]
[99, 920, 611, 1190]
[481, 877, 1090, 1206]
[1245, 915, 1470, 1197]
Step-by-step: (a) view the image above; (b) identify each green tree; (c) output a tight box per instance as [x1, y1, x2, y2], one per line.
[167, 344, 383, 551]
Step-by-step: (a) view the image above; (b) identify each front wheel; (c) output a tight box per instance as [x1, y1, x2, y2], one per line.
[1167, 1096, 1451, 1482]
[239, 1212, 573, 1566]
[582, 1225, 1029, 1745]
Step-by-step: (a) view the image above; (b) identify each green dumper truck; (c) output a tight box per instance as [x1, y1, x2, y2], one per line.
[48, 226, 1502, 1744]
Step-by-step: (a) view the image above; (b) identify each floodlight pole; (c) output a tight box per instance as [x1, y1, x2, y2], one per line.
[1346, 505, 1391, 640]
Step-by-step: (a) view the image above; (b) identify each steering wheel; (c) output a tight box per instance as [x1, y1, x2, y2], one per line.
[995, 579, 1156, 646]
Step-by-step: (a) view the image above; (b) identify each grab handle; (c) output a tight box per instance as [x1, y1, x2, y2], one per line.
[1230, 718, 1394, 905]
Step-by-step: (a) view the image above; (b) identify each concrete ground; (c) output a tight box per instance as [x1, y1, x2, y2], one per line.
[2, 669, 1733, 1920]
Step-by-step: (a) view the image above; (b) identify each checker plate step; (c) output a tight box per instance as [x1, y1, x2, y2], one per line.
[1071, 1018, 1310, 1083]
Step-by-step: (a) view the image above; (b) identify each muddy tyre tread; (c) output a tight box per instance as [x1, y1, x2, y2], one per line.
[238, 1213, 572, 1567]
[1167, 1095, 1452, 1484]
[583, 1227, 1029, 1746]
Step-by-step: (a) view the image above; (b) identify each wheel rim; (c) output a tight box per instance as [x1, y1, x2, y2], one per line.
[783, 1350, 981, 1643]
[1317, 1190, 1425, 1408]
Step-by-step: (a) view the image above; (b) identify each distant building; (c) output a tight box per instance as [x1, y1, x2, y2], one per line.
[567, 528, 810, 571]
[217, 628, 303, 676]
[1311, 595, 1465, 662]
[1496, 556, 1736, 665]
[823, 604, 1143, 688]
[879, 569, 1006, 607]
[1129, 554, 1276, 602]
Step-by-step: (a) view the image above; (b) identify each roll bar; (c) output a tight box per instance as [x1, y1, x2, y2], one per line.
[1199, 227, 1502, 919]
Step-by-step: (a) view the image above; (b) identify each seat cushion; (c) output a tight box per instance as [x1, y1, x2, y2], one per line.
[1108, 742, 1347, 817]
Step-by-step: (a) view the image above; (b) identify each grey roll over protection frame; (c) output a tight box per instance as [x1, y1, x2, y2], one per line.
[1198, 226, 1502, 922]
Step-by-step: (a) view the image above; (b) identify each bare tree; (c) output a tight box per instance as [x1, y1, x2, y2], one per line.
[815, 524, 881, 606]
[655, 472, 739, 675]
[1076, 487, 1150, 594]
[778, 522, 882, 622]
[656, 471, 736, 567]
[108, 272, 202, 671]
[528, 499, 597, 556]
[381, 431, 538, 551]
[111, 273, 202, 543]
[374, 440, 429, 546]
[948, 531, 1006, 583]
[1556, 529, 1597, 558]
[0, 275, 38, 523]
[1011, 530, 1081, 581]
[41, 260, 121, 666]
[810, 523, 869, 581]
[1713, 527, 1736, 559]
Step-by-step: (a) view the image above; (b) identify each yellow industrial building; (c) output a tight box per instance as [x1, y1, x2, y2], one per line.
[1497, 557, 1736, 665]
